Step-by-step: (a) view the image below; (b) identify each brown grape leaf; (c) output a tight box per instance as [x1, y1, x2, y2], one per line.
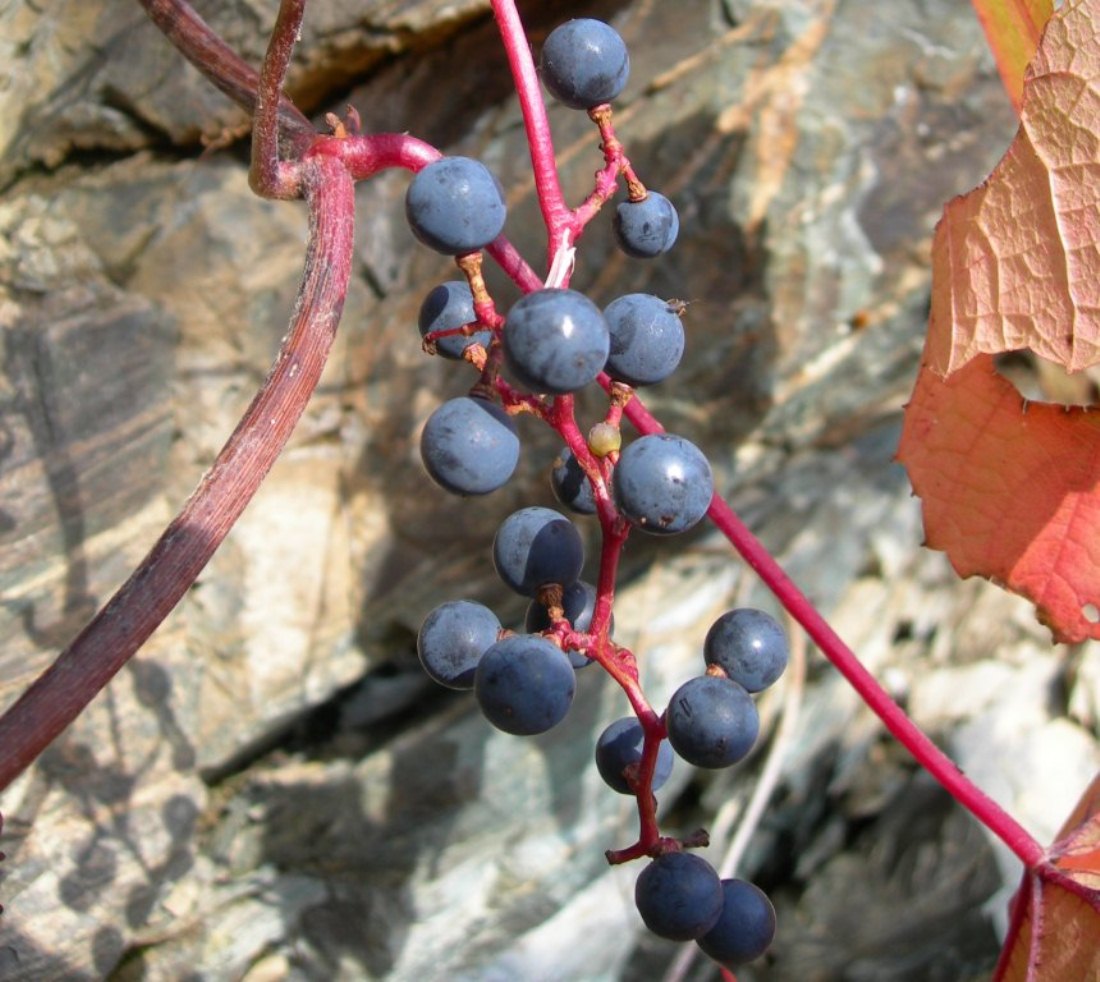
[994, 772, 1100, 981]
[898, 0, 1100, 642]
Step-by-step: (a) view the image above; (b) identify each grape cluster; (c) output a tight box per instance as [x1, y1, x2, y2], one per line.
[635, 852, 777, 964]
[406, 16, 783, 970]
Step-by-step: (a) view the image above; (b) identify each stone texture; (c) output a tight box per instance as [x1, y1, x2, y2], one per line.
[0, 0, 1095, 979]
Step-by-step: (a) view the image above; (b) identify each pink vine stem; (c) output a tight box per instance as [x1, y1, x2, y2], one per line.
[491, 0, 572, 253]
[491, 0, 1046, 869]
[708, 494, 1046, 867]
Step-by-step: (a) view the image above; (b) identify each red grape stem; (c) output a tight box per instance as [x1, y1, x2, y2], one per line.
[250, 0, 308, 199]
[490, 0, 573, 255]
[618, 393, 1046, 869]
[705, 495, 1046, 868]
[490, 1, 644, 274]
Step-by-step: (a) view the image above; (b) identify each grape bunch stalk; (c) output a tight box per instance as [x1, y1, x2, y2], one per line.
[0, 0, 1058, 972]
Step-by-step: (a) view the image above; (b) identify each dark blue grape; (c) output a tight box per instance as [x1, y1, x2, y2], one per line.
[612, 434, 713, 534]
[696, 879, 777, 967]
[418, 281, 490, 359]
[595, 716, 673, 795]
[493, 506, 584, 597]
[503, 289, 610, 395]
[539, 18, 630, 110]
[613, 191, 679, 258]
[634, 852, 724, 941]
[417, 600, 501, 689]
[406, 156, 506, 255]
[474, 634, 575, 735]
[665, 675, 759, 769]
[420, 396, 519, 496]
[550, 447, 597, 515]
[704, 608, 789, 693]
[603, 293, 685, 386]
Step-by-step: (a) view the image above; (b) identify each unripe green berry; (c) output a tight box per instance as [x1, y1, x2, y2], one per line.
[588, 422, 621, 457]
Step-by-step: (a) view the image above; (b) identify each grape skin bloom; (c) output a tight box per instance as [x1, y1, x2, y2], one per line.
[613, 433, 713, 534]
[595, 716, 673, 795]
[474, 634, 576, 735]
[503, 288, 610, 395]
[492, 506, 585, 597]
[420, 396, 519, 496]
[405, 156, 507, 255]
[417, 600, 501, 689]
[634, 852, 724, 941]
[550, 446, 597, 515]
[696, 878, 777, 967]
[603, 293, 685, 386]
[704, 608, 789, 693]
[614, 191, 679, 258]
[665, 675, 759, 769]
[539, 19, 630, 110]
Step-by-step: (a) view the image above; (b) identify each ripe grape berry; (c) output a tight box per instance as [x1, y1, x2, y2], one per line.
[492, 506, 585, 597]
[613, 191, 679, 258]
[550, 446, 597, 515]
[595, 716, 673, 795]
[665, 675, 759, 768]
[420, 396, 519, 496]
[696, 878, 777, 968]
[503, 288, 610, 395]
[613, 433, 714, 534]
[417, 600, 501, 689]
[474, 634, 576, 735]
[539, 18, 630, 110]
[603, 293, 685, 387]
[705, 608, 789, 693]
[405, 156, 507, 255]
[418, 280, 490, 359]
[634, 851, 724, 941]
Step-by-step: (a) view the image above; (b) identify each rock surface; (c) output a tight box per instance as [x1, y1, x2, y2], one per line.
[1, 0, 1096, 979]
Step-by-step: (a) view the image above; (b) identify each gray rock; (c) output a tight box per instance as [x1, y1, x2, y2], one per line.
[3, 0, 1092, 979]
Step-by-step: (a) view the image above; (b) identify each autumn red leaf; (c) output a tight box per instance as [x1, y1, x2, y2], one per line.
[993, 772, 1100, 981]
[898, 0, 1100, 642]
[970, 0, 1053, 113]
[900, 354, 1100, 641]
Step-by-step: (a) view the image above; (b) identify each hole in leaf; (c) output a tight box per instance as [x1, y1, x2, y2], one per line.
[994, 350, 1099, 407]
[1083, 603, 1099, 625]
